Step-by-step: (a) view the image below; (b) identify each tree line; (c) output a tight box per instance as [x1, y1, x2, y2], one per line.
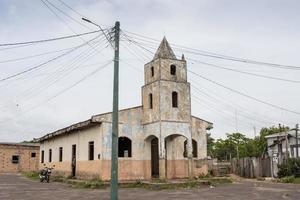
[207, 125, 289, 160]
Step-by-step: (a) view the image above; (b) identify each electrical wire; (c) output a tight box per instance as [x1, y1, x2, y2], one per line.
[43, 0, 92, 30]
[0, 60, 112, 124]
[0, 34, 101, 83]
[0, 30, 100, 47]
[188, 69, 300, 115]
[122, 30, 300, 70]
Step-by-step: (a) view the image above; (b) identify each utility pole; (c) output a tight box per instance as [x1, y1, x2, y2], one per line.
[235, 109, 238, 133]
[111, 21, 120, 200]
[283, 125, 289, 158]
[296, 124, 299, 158]
[253, 126, 257, 138]
[81, 18, 120, 200]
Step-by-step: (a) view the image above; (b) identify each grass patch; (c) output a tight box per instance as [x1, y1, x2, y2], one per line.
[21, 172, 232, 190]
[21, 171, 40, 181]
[278, 176, 300, 184]
[70, 178, 107, 189]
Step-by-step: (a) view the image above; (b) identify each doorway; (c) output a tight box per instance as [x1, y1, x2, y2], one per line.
[71, 144, 76, 177]
[151, 137, 159, 178]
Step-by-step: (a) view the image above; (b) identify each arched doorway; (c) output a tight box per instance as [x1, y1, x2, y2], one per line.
[151, 137, 159, 178]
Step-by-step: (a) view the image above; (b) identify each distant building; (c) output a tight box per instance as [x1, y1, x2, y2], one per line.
[36, 37, 213, 180]
[0, 143, 40, 173]
[266, 130, 300, 158]
[266, 130, 300, 177]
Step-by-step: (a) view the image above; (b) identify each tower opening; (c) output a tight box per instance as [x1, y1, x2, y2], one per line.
[172, 91, 178, 108]
[170, 65, 176, 75]
[151, 66, 154, 77]
[149, 93, 153, 109]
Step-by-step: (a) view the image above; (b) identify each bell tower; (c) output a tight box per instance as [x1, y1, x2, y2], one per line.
[142, 37, 191, 124]
[142, 37, 194, 179]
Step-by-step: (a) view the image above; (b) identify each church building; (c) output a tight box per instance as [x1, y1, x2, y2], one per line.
[37, 37, 213, 180]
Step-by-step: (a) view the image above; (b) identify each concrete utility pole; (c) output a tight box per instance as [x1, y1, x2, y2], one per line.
[283, 125, 289, 158]
[81, 18, 120, 200]
[296, 124, 299, 158]
[111, 21, 120, 200]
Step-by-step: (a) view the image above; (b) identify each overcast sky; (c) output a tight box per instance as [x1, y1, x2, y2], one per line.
[0, 0, 300, 142]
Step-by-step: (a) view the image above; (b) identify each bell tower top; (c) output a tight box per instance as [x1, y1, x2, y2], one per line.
[144, 37, 187, 85]
[153, 37, 176, 60]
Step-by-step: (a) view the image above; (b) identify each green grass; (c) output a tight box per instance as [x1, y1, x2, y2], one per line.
[21, 172, 232, 190]
[21, 171, 40, 181]
[278, 176, 300, 184]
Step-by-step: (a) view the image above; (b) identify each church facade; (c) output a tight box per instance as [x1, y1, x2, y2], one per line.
[37, 37, 213, 180]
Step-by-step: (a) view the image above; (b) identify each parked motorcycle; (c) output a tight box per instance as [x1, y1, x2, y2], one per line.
[39, 165, 54, 183]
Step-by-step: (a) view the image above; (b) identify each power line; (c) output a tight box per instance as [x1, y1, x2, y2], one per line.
[41, 0, 111, 57]
[122, 30, 300, 70]
[190, 59, 300, 83]
[0, 60, 112, 124]
[42, 0, 92, 30]
[0, 35, 100, 83]
[0, 30, 100, 47]
[188, 69, 300, 116]
[0, 46, 75, 64]
[57, 0, 85, 18]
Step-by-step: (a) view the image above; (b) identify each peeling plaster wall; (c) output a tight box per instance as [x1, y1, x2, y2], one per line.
[159, 81, 191, 122]
[191, 117, 211, 159]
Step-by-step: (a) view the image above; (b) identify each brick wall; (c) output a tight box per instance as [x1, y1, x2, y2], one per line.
[0, 144, 40, 173]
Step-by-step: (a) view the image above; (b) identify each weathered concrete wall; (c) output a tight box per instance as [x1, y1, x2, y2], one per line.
[40, 125, 102, 178]
[144, 58, 187, 84]
[0, 144, 39, 173]
[159, 81, 191, 122]
[191, 117, 211, 159]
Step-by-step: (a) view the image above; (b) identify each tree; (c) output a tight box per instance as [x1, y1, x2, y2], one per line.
[207, 124, 289, 160]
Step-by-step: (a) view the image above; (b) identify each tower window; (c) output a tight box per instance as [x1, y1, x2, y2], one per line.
[149, 93, 153, 109]
[170, 65, 176, 75]
[172, 91, 178, 108]
[151, 66, 154, 77]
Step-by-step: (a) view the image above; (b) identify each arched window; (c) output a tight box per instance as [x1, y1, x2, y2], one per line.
[118, 137, 132, 157]
[151, 66, 154, 77]
[183, 139, 198, 158]
[172, 91, 178, 108]
[170, 65, 176, 75]
[149, 93, 153, 109]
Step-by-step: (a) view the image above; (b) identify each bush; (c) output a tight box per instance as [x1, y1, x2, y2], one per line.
[278, 158, 300, 178]
[280, 176, 295, 183]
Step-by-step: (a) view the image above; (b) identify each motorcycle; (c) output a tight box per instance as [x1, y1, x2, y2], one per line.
[39, 165, 54, 183]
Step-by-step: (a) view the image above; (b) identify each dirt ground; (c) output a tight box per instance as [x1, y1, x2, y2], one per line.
[1, 173, 300, 200]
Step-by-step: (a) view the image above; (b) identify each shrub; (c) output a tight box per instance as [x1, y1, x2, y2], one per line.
[278, 158, 300, 178]
[280, 176, 295, 183]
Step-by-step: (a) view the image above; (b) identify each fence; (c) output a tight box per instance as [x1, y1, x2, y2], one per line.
[231, 157, 271, 178]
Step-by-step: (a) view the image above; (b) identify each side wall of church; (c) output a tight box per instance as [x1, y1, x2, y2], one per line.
[40, 125, 102, 179]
